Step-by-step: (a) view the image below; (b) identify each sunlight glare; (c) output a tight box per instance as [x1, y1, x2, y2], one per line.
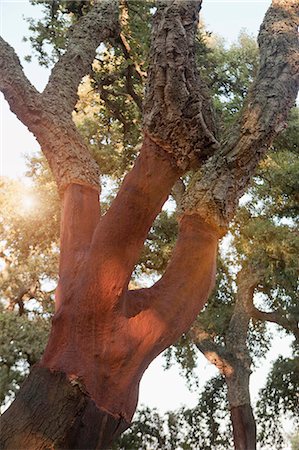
[20, 192, 38, 214]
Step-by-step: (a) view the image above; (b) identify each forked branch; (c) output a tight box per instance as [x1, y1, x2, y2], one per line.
[250, 306, 299, 339]
[88, 137, 181, 297]
[181, 0, 299, 233]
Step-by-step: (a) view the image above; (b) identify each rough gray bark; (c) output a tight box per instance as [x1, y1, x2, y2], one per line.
[181, 0, 299, 233]
[191, 267, 259, 450]
[233, 264, 299, 339]
[143, 0, 219, 170]
[0, 0, 119, 192]
[0, 367, 130, 450]
[43, 0, 119, 119]
[249, 302, 299, 339]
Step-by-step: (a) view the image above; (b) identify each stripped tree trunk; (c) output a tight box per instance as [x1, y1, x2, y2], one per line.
[0, 0, 298, 448]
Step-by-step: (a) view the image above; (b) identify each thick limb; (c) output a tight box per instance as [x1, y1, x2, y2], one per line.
[143, 0, 219, 169]
[56, 184, 100, 310]
[181, 0, 299, 232]
[87, 136, 181, 300]
[126, 215, 219, 348]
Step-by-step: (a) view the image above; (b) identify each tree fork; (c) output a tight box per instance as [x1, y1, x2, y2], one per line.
[0, 0, 298, 448]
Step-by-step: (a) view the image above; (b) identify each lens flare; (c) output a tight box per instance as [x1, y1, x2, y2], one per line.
[20, 192, 38, 214]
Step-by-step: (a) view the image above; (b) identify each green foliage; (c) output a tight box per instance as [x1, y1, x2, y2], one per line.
[137, 211, 178, 276]
[2, 3, 297, 447]
[197, 258, 235, 339]
[256, 355, 299, 449]
[0, 309, 50, 406]
[115, 376, 232, 450]
[199, 30, 259, 129]
[163, 333, 199, 389]
[114, 407, 167, 450]
[25, 0, 92, 66]
[0, 158, 58, 406]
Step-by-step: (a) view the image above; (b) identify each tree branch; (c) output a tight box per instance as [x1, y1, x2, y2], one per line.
[125, 215, 218, 347]
[0, 37, 100, 193]
[236, 265, 299, 339]
[191, 326, 235, 377]
[43, 0, 119, 118]
[86, 136, 181, 301]
[0, 37, 43, 129]
[9, 281, 39, 316]
[98, 84, 130, 131]
[143, 0, 219, 170]
[181, 0, 299, 233]
[250, 306, 299, 339]
[118, 32, 143, 111]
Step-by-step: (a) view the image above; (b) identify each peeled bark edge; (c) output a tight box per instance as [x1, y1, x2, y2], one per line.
[0, 366, 130, 450]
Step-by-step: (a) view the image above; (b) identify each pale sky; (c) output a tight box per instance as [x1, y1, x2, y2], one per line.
[1, 0, 293, 444]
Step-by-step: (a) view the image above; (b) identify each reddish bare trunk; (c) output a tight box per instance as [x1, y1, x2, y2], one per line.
[0, 137, 218, 448]
[1, 1, 297, 448]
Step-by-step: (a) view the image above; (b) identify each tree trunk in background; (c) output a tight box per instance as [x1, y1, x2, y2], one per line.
[226, 366, 256, 450]
[192, 268, 258, 450]
[224, 270, 259, 450]
[230, 404, 256, 450]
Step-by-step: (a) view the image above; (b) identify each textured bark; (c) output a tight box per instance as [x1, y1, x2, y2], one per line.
[143, 0, 219, 170]
[0, 0, 119, 192]
[1, 0, 298, 448]
[0, 367, 129, 450]
[181, 0, 299, 233]
[192, 268, 258, 450]
[43, 0, 119, 118]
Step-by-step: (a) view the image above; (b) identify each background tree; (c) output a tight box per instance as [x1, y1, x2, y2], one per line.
[0, 0, 298, 449]
[189, 107, 299, 450]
